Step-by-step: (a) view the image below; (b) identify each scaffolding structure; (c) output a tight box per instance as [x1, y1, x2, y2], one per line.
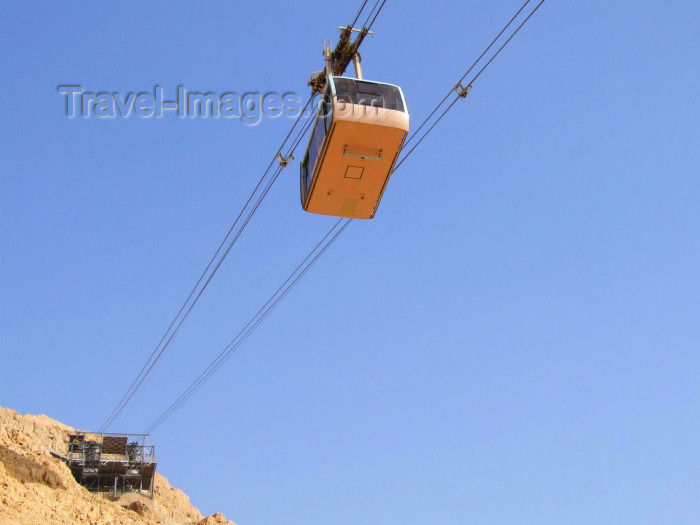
[61, 432, 157, 497]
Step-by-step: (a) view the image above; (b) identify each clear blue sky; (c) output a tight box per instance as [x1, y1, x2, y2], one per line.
[2, 1, 699, 524]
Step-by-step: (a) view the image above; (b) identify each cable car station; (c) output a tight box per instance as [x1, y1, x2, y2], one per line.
[52, 432, 157, 498]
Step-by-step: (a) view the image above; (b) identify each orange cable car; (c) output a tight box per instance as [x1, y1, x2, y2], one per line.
[300, 76, 409, 219]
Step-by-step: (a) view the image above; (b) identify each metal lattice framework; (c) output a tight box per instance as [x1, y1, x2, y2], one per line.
[53, 432, 157, 498]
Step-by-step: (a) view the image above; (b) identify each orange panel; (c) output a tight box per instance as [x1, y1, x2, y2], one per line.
[304, 109, 408, 219]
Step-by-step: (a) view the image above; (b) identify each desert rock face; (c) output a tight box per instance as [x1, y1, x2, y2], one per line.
[0, 407, 236, 525]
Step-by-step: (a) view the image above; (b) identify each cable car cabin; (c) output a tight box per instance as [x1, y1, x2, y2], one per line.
[300, 76, 409, 219]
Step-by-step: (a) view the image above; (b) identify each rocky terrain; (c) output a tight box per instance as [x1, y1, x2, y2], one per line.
[0, 407, 235, 525]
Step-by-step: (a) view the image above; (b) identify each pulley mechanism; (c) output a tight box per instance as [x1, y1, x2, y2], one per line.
[308, 26, 373, 94]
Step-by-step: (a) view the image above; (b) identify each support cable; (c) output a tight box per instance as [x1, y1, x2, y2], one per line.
[351, 0, 369, 28]
[100, 98, 311, 432]
[363, 0, 387, 30]
[101, 0, 386, 432]
[403, 0, 533, 149]
[141, 0, 547, 433]
[397, 0, 546, 169]
[144, 218, 352, 434]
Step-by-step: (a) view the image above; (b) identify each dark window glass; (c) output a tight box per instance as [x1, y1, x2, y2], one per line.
[356, 95, 384, 108]
[305, 132, 317, 193]
[307, 112, 327, 192]
[381, 85, 404, 112]
[325, 94, 333, 131]
[334, 78, 355, 96]
[336, 93, 352, 105]
[332, 78, 405, 113]
[355, 80, 383, 109]
[301, 150, 309, 194]
[333, 78, 354, 105]
[355, 80, 382, 96]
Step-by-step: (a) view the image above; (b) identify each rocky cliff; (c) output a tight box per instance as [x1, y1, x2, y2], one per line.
[0, 407, 235, 525]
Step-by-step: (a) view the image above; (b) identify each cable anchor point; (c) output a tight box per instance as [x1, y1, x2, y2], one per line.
[337, 26, 374, 37]
[276, 152, 294, 167]
[455, 82, 472, 98]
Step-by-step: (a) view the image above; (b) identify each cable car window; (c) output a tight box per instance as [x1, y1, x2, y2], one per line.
[334, 78, 355, 105]
[324, 93, 333, 131]
[320, 95, 330, 116]
[307, 111, 327, 193]
[334, 78, 355, 95]
[381, 85, 404, 112]
[355, 80, 384, 108]
[355, 80, 383, 108]
[355, 94, 383, 108]
[331, 78, 406, 114]
[355, 81, 382, 96]
[301, 150, 309, 185]
[305, 131, 317, 193]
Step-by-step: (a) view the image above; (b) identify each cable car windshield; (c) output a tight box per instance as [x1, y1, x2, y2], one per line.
[331, 77, 405, 112]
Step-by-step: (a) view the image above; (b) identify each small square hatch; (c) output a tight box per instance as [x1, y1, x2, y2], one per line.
[345, 166, 364, 180]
